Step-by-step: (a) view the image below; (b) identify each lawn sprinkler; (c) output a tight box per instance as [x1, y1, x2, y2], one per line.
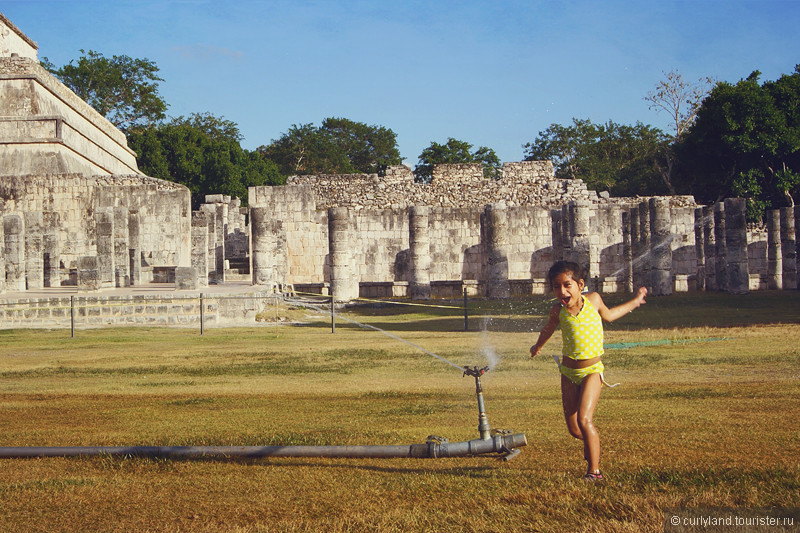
[463, 365, 522, 461]
[463, 366, 492, 440]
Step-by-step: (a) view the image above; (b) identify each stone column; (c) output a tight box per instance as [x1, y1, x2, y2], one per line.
[724, 198, 749, 294]
[714, 202, 728, 292]
[0, 216, 5, 293]
[622, 210, 634, 293]
[42, 211, 61, 288]
[128, 211, 141, 286]
[77, 256, 101, 291]
[205, 210, 217, 283]
[95, 208, 115, 288]
[694, 207, 705, 291]
[796, 208, 800, 290]
[565, 201, 591, 273]
[629, 207, 640, 289]
[637, 201, 651, 290]
[780, 207, 796, 290]
[191, 212, 209, 288]
[649, 198, 673, 295]
[250, 207, 281, 290]
[485, 202, 510, 299]
[408, 205, 431, 300]
[4, 214, 25, 292]
[24, 211, 43, 290]
[215, 202, 228, 282]
[702, 206, 717, 291]
[328, 207, 358, 301]
[113, 207, 130, 287]
[560, 204, 571, 261]
[43, 232, 60, 288]
[767, 209, 782, 290]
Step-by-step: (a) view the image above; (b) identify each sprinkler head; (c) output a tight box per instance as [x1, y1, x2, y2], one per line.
[463, 365, 490, 378]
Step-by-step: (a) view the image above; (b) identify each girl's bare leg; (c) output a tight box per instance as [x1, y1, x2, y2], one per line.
[577, 373, 602, 473]
[561, 375, 583, 442]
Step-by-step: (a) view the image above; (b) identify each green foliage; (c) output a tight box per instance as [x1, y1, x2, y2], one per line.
[126, 113, 284, 207]
[677, 65, 800, 221]
[42, 49, 167, 131]
[523, 118, 671, 196]
[413, 138, 501, 182]
[259, 118, 402, 176]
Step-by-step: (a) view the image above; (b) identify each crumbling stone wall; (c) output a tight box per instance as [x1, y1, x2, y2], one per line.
[287, 161, 597, 209]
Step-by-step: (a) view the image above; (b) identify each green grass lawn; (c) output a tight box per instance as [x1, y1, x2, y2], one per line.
[0, 291, 798, 532]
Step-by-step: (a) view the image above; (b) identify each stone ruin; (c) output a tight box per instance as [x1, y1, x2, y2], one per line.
[250, 165, 796, 300]
[1, 11, 798, 303]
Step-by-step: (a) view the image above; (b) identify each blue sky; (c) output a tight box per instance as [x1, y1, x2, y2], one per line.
[3, 0, 799, 165]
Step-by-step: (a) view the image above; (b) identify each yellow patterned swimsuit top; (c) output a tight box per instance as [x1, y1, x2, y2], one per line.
[559, 295, 605, 360]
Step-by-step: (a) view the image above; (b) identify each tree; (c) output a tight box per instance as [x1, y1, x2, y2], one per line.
[320, 117, 402, 174]
[644, 70, 714, 193]
[645, 69, 714, 139]
[414, 138, 501, 183]
[259, 118, 402, 176]
[42, 50, 167, 131]
[127, 113, 283, 207]
[523, 119, 670, 196]
[676, 66, 800, 220]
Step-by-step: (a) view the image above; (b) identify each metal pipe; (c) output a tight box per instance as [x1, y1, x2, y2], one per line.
[464, 366, 492, 440]
[0, 433, 526, 459]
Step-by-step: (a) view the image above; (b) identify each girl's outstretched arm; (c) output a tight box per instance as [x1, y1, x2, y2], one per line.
[587, 287, 647, 323]
[530, 303, 561, 357]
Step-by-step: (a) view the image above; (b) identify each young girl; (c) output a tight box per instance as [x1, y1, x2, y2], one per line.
[530, 260, 647, 481]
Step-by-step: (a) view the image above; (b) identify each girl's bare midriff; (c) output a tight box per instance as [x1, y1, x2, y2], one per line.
[561, 355, 602, 369]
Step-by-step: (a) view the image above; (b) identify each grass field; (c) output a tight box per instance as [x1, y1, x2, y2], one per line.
[0, 291, 799, 532]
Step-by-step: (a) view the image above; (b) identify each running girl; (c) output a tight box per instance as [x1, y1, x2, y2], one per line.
[530, 260, 647, 481]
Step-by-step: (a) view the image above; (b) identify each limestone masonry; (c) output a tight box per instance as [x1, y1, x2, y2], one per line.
[1, 11, 798, 322]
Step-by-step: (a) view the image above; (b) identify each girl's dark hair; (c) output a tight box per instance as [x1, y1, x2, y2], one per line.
[547, 260, 586, 284]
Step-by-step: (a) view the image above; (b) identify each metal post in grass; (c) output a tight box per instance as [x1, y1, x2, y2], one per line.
[464, 288, 468, 331]
[331, 292, 336, 334]
[200, 293, 204, 336]
[70, 295, 75, 338]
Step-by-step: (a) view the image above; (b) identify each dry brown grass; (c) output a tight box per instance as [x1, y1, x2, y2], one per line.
[0, 291, 798, 532]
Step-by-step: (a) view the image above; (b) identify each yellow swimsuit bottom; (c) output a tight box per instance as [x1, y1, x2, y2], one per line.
[559, 360, 605, 385]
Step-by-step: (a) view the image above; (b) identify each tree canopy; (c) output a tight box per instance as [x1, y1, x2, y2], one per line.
[259, 118, 402, 176]
[676, 66, 800, 220]
[42, 49, 167, 131]
[414, 138, 501, 183]
[523, 119, 671, 196]
[127, 113, 283, 208]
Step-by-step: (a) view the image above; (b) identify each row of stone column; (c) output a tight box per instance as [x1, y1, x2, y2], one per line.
[251, 204, 515, 301]
[765, 206, 798, 290]
[246, 198, 781, 301]
[586, 198, 751, 296]
[1, 208, 143, 292]
[78, 207, 143, 290]
[621, 198, 751, 295]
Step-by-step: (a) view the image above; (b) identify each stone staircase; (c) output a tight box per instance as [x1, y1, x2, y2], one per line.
[224, 257, 251, 282]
